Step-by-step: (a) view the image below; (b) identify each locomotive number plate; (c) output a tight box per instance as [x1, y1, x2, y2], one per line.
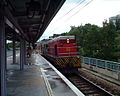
[66, 48, 70, 51]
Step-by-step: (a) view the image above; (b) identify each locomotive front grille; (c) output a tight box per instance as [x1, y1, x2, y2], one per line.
[55, 57, 81, 68]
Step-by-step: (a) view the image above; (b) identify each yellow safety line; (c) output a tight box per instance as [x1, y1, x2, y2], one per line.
[16, 85, 33, 87]
[40, 68, 54, 96]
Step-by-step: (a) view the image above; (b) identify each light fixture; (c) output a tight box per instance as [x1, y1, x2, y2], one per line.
[67, 39, 70, 43]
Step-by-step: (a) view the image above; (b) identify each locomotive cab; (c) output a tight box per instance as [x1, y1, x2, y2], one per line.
[41, 36, 81, 73]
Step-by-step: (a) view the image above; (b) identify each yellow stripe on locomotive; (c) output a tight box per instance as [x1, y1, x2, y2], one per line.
[55, 56, 81, 68]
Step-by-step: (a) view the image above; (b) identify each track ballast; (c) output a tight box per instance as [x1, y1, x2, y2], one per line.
[66, 73, 113, 96]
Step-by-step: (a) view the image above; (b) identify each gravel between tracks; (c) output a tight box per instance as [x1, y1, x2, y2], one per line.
[78, 68, 120, 96]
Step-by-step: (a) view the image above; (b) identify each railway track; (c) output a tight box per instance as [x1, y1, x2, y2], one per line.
[66, 73, 113, 96]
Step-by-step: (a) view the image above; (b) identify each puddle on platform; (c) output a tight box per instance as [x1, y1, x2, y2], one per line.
[48, 78, 70, 93]
[45, 67, 53, 71]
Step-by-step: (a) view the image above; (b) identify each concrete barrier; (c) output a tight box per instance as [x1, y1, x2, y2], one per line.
[82, 63, 120, 85]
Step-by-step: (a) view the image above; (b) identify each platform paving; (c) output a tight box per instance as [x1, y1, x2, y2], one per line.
[7, 53, 80, 96]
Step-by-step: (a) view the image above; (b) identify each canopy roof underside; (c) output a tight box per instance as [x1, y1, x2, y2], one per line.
[2, 0, 65, 43]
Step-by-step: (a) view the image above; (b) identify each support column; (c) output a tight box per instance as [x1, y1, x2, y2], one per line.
[20, 39, 24, 70]
[23, 41, 26, 65]
[0, 10, 7, 96]
[13, 39, 16, 64]
[5, 39, 7, 71]
[20, 39, 26, 70]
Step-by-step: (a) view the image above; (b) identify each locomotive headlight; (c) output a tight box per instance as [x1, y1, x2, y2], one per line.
[67, 39, 70, 43]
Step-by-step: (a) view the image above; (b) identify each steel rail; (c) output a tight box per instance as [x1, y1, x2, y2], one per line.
[67, 73, 113, 96]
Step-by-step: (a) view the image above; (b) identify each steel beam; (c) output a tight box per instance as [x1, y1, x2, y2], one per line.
[4, 7, 23, 35]
[0, 10, 7, 96]
[4, 6, 29, 41]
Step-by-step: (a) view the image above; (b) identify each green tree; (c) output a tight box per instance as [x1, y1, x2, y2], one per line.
[58, 22, 117, 61]
[7, 42, 20, 50]
[82, 24, 101, 57]
[99, 21, 116, 60]
[63, 24, 101, 57]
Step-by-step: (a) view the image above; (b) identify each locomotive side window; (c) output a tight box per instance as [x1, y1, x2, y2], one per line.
[70, 39, 76, 43]
[60, 39, 76, 43]
[54, 44, 58, 56]
[60, 40, 66, 43]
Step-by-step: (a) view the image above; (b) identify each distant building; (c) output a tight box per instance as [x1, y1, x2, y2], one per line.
[109, 14, 120, 30]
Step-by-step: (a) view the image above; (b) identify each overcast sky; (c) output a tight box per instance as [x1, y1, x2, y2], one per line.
[39, 0, 120, 40]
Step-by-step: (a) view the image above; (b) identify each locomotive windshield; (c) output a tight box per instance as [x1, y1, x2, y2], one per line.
[60, 40, 66, 43]
[60, 39, 76, 43]
[70, 39, 76, 43]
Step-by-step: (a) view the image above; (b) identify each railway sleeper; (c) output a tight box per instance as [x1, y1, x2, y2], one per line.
[75, 83, 89, 85]
[78, 86, 95, 89]
[78, 87, 94, 91]
[76, 74, 113, 96]
[73, 80, 87, 83]
[88, 94, 102, 96]
[83, 90, 102, 95]
[77, 84, 90, 87]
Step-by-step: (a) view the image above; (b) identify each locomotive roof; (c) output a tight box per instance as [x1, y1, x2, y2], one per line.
[39, 36, 75, 45]
[47, 35, 75, 43]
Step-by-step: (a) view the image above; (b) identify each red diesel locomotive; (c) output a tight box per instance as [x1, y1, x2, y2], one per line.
[40, 36, 81, 72]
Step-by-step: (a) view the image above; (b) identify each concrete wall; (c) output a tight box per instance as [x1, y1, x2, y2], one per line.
[82, 63, 120, 83]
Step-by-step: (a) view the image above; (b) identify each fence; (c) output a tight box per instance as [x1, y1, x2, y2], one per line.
[82, 57, 120, 73]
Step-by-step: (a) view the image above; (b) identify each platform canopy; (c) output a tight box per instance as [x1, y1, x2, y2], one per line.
[2, 0, 65, 43]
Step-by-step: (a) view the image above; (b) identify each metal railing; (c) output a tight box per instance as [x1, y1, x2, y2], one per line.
[82, 57, 120, 73]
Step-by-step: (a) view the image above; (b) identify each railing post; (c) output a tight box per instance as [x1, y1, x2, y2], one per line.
[81, 56, 83, 63]
[104, 60, 107, 70]
[89, 57, 90, 66]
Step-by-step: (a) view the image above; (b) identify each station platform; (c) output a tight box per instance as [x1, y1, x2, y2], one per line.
[7, 53, 84, 96]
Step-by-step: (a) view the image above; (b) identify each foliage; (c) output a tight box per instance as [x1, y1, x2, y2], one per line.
[57, 21, 119, 61]
[66, 24, 101, 58]
[7, 42, 20, 50]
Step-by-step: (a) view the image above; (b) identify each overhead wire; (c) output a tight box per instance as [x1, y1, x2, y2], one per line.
[43, 0, 94, 39]
[54, 0, 86, 22]
[66, 0, 94, 21]
[49, 0, 87, 34]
